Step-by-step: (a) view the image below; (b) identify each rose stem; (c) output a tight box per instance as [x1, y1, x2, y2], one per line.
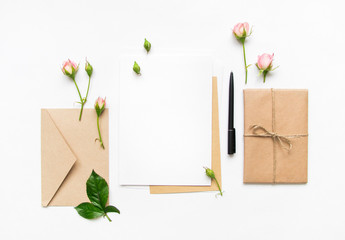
[85, 75, 91, 103]
[97, 115, 105, 149]
[73, 77, 84, 121]
[242, 41, 248, 84]
[214, 178, 223, 196]
[104, 213, 112, 222]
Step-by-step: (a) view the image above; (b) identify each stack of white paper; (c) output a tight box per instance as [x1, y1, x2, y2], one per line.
[119, 55, 212, 186]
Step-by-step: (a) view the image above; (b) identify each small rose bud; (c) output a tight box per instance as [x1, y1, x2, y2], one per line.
[85, 59, 93, 77]
[233, 22, 251, 41]
[95, 97, 106, 117]
[144, 38, 151, 53]
[62, 59, 79, 79]
[204, 167, 223, 196]
[133, 61, 141, 75]
[204, 167, 215, 179]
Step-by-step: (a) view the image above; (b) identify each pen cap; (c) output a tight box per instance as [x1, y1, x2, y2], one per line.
[228, 129, 236, 154]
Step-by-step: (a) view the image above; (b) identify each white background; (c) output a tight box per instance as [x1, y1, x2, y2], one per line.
[0, 0, 344, 239]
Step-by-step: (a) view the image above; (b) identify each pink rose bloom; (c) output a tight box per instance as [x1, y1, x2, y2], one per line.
[233, 22, 250, 39]
[62, 59, 79, 78]
[256, 53, 278, 83]
[256, 53, 274, 71]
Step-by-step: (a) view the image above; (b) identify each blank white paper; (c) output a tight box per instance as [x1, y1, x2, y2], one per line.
[118, 55, 212, 185]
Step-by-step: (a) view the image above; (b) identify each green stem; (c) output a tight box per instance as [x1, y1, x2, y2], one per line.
[79, 103, 84, 120]
[97, 115, 105, 149]
[263, 72, 267, 83]
[214, 178, 222, 196]
[242, 41, 248, 84]
[73, 77, 84, 121]
[85, 76, 91, 102]
[104, 213, 112, 222]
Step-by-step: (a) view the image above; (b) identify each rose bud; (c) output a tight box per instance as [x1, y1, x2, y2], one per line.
[62, 59, 79, 79]
[133, 61, 141, 75]
[256, 53, 278, 83]
[205, 167, 215, 179]
[85, 59, 93, 77]
[95, 97, 106, 117]
[144, 38, 151, 53]
[233, 22, 251, 41]
[204, 167, 223, 196]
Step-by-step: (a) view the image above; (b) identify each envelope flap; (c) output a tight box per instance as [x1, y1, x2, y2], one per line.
[41, 109, 76, 206]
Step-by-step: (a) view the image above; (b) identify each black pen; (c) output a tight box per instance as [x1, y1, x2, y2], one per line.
[228, 72, 236, 154]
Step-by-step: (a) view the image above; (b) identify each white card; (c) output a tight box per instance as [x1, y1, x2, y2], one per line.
[118, 55, 212, 185]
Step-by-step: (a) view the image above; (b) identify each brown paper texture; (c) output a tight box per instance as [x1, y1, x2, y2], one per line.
[41, 109, 109, 206]
[243, 89, 308, 183]
[150, 76, 221, 193]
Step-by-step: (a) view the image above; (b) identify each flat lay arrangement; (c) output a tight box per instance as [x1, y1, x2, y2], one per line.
[4, 1, 345, 239]
[41, 23, 308, 222]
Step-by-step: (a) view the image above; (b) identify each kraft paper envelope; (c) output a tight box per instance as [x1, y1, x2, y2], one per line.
[243, 89, 308, 183]
[41, 109, 109, 206]
[150, 77, 221, 193]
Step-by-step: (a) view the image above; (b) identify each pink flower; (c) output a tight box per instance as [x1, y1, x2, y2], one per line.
[256, 53, 278, 83]
[256, 53, 274, 71]
[62, 59, 79, 78]
[95, 97, 106, 116]
[233, 22, 250, 40]
[233, 22, 252, 84]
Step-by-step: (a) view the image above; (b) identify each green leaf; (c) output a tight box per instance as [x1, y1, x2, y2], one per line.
[75, 202, 104, 219]
[75, 170, 120, 221]
[86, 170, 109, 210]
[105, 205, 120, 214]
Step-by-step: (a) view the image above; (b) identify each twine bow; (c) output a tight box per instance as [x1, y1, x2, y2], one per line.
[245, 125, 295, 151]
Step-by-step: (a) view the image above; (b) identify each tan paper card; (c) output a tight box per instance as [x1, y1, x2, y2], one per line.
[243, 89, 308, 183]
[150, 76, 221, 193]
[41, 109, 109, 206]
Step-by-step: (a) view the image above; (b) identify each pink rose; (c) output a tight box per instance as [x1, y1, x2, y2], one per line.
[95, 97, 106, 116]
[233, 22, 250, 39]
[62, 59, 79, 78]
[256, 53, 278, 83]
[233, 22, 252, 84]
[256, 53, 274, 71]
[95, 97, 106, 149]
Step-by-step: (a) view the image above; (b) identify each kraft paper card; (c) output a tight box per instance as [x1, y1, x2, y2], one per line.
[119, 55, 212, 186]
[41, 109, 109, 206]
[150, 77, 221, 194]
[243, 89, 308, 183]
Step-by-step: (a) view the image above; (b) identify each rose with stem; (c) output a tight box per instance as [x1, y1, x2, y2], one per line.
[233, 22, 252, 84]
[204, 167, 223, 196]
[62, 59, 93, 121]
[95, 97, 106, 149]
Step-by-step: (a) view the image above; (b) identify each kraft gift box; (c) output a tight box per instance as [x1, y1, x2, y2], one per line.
[243, 89, 308, 183]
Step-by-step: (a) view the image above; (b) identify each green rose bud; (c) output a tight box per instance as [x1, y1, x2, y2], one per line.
[94, 97, 106, 117]
[85, 59, 93, 77]
[204, 167, 223, 196]
[133, 61, 141, 75]
[144, 38, 151, 53]
[204, 167, 215, 179]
